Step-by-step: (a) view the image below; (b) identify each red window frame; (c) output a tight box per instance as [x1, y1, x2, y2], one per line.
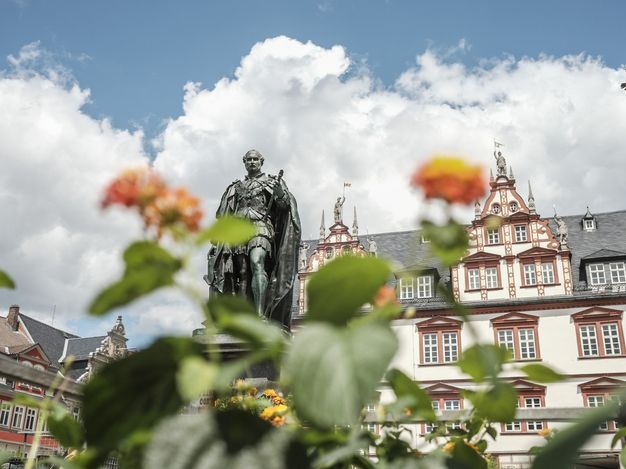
[500, 380, 546, 434]
[421, 383, 464, 435]
[572, 307, 626, 358]
[491, 313, 541, 361]
[417, 317, 463, 366]
[579, 377, 625, 432]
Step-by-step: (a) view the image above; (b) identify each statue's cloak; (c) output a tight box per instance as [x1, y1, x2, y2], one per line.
[210, 175, 301, 331]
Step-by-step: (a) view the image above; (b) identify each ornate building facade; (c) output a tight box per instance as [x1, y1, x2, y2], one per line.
[0, 306, 129, 457]
[295, 150, 626, 468]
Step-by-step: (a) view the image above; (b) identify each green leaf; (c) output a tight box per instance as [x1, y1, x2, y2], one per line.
[447, 440, 487, 469]
[48, 412, 85, 449]
[89, 241, 182, 316]
[207, 295, 286, 354]
[520, 364, 565, 383]
[284, 321, 398, 428]
[306, 256, 391, 326]
[532, 401, 619, 469]
[217, 313, 286, 353]
[386, 369, 436, 421]
[457, 344, 511, 383]
[196, 216, 256, 246]
[612, 427, 626, 449]
[176, 357, 219, 402]
[464, 382, 518, 422]
[421, 221, 468, 267]
[83, 337, 204, 458]
[144, 410, 310, 469]
[0, 269, 15, 289]
[207, 295, 256, 320]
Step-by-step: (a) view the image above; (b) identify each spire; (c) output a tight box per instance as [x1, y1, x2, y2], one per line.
[474, 200, 481, 220]
[509, 165, 515, 179]
[584, 206, 593, 218]
[352, 206, 359, 236]
[319, 210, 325, 240]
[528, 180, 536, 214]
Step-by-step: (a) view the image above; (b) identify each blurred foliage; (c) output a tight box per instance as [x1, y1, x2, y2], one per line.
[7, 163, 624, 468]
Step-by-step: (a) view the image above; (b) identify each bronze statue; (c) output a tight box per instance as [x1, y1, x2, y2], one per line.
[208, 149, 301, 331]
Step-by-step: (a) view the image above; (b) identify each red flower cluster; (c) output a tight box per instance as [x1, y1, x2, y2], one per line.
[411, 157, 485, 205]
[101, 168, 202, 238]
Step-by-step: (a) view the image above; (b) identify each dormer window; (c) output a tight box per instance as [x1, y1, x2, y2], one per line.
[399, 278, 414, 299]
[417, 275, 433, 298]
[610, 262, 626, 283]
[582, 207, 596, 231]
[491, 203, 501, 214]
[421, 235, 430, 244]
[509, 201, 519, 213]
[589, 264, 607, 285]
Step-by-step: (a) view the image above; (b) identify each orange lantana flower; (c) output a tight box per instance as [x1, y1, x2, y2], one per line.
[101, 168, 203, 239]
[373, 285, 398, 307]
[411, 157, 485, 205]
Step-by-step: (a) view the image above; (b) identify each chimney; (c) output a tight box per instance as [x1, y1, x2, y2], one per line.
[7, 304, 19, 331]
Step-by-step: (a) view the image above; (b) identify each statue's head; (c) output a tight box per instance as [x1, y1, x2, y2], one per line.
[242, 150, 265, 166]
[337, 197, 341, 202]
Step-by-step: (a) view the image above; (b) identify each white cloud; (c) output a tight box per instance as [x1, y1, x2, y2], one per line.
[2, 37, 626, 344]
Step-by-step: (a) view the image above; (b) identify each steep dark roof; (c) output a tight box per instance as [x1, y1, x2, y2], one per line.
[293, 209, 626, 312]
[581, 249, 626, 260]
[18, 314, 78, 365]
[64, 336, 106, 361]
[551, 210, 626, 285]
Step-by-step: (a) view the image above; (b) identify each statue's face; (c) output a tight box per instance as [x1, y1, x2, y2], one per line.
[244, 153, 263, 172]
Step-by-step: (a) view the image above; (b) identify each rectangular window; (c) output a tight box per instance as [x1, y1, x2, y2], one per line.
[505, 421, 522, 432]
[584, 219, 595, 230]
[519, 328, 537, 359]
[423, 333, 438, 364]
[24, 408, 37, 432]
[485, 267, 499, 289]
[468, 269, 480, 290]
[0, 402, 11, 427]
[542, 263, 555, 284]
[524, 264, 537, 286]
[589, 264, 606, 285]
[610, 263, 626, 283]
[587, 395, 609, 430]
[515, 225, 527, 242]
[527, 421, 544, 431]
[524, 397, 542, 408]
[579, 325, 599, 356]
[487, 228, 500, 245]
[444, 399, 460, 410]
[399, 278, 414, 299]
[498, 329, 515, 354]
[431, 400, 440, 411]
[602, 323, 622, 355]
[11, 406, 24, 429]
[442, 332, 458, 363]
[417, 276, 432, 298]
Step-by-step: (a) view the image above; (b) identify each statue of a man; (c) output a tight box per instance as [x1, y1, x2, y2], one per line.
[334, 196, 345, 223]
[554, 215, 568, 245]
[299, 242, 309, 271]
[209, 149, 301, 331]
[494, 150, 507, 177]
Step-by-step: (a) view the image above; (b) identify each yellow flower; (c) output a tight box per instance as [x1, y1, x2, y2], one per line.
[442, 441, 455, 453]
[263, 389, 278, 398]
[260, 404, 288, 420]
[538, 427, 551, 438]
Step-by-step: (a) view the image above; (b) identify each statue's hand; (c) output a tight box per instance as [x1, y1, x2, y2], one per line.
[269, 178, 285, 199]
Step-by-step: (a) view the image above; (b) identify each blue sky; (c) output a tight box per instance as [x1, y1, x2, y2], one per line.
[2, 0, 625, 142]
[1, 0, 626, 345]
